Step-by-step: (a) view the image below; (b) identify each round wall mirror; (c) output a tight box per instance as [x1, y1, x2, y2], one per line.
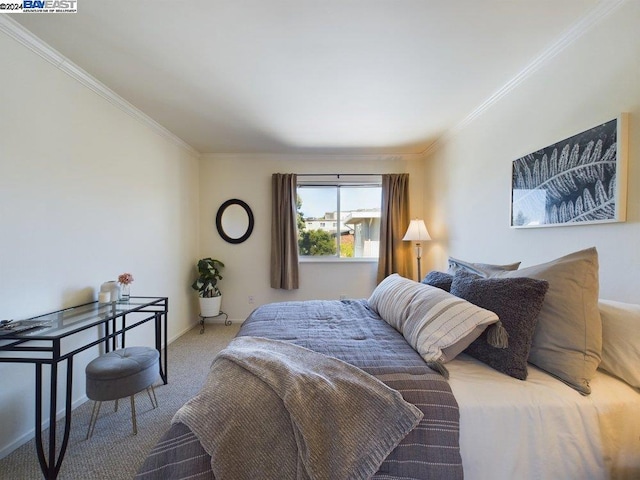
[216, 199, 254, 244]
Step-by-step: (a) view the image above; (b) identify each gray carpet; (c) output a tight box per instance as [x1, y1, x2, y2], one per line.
[0, 323, 241, 480]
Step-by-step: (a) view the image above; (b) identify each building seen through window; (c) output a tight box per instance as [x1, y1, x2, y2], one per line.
[297, 182, 381, 258]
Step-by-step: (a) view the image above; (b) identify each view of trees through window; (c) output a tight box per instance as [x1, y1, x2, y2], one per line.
[297, 184, 381, 258]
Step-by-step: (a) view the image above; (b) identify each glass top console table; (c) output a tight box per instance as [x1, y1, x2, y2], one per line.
[0, 296, 169, 480]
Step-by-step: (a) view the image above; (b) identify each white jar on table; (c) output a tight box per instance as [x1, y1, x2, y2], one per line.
[100, 281, 120, 302]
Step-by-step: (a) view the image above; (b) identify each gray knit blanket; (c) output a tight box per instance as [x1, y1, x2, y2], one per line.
[172, 336, 423, 480]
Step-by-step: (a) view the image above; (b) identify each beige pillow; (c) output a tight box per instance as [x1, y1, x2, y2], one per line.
[368, 274, 498, 365]
[598, 299, 640, 388]
[495, 247, 601, 394]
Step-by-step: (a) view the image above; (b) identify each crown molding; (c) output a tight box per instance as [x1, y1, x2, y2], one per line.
[0, 14, 200, 158]
[421, 0, 628, 159]
[202, 152, 425, 163]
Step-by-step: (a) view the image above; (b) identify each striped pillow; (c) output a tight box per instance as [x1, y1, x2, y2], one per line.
[369, 274, 499, 364]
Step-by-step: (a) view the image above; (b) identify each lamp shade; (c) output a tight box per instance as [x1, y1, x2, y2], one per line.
[402, 219, 431, 242]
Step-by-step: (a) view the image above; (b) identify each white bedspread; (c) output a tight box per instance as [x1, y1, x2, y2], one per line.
[448, 354, 640, 480]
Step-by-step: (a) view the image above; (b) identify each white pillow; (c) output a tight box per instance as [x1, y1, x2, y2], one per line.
[598, 299, 640, 388]
[368, 274, 499, 364]
[447, 257, 521, 277]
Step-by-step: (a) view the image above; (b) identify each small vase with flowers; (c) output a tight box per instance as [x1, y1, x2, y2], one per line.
[118, 272, 134, 301]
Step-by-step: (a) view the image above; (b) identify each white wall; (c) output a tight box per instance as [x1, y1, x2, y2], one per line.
[423, 1, 640, 303]
[198, 154, 425, 320]
[0, 32, 200, 456]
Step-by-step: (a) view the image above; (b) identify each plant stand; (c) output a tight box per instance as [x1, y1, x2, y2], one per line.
[199, 311, 230, 334]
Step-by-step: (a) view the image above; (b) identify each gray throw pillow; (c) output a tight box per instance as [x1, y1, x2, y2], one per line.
[421, 271, 453, 292]
[447, 257, 521, 277]
[494, 247, 601, 394]
[450, 270, 549, 380]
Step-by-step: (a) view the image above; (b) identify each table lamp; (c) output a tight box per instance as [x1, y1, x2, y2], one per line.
[402, 219, 431, 281]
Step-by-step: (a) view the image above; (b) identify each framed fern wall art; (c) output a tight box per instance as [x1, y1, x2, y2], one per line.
[511, 113, 628, 228]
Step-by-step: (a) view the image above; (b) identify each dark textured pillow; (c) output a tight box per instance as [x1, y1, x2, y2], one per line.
[421, 271, 453, 292]
[447, 257, 521, 277]
[450, 270, 549, 380]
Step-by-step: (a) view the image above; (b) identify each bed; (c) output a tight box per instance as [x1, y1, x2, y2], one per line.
[137, 248, 640, 479]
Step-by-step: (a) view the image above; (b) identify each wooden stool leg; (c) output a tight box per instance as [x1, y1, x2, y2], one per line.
[86, 401, 102, 440]
[130, 395, 137, 435]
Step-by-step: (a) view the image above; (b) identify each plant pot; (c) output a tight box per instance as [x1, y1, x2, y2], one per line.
[199, 295, 222, 317]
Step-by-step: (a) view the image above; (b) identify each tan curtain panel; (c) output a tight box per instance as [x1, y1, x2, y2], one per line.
[377, 173, 412, 283]
[271, 173, 300, 289]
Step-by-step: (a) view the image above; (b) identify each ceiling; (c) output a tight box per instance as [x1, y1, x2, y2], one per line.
[11, 0, 604, 155]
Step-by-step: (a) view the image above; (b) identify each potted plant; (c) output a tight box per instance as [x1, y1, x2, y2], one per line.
[191, 258, 225, 317]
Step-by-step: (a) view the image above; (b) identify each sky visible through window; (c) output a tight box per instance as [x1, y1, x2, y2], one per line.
[298, 186, 381, 218]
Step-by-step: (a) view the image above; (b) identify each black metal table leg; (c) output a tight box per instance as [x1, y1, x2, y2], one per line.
[163, 302, 168, 384]
[34, 364, 47, 477]
[121, 313, 126, 349]
[155, 312, 167, 384]
[54, 357, 74, 474]
[47, 360, 57, 479]
[33, 358, 75, 480]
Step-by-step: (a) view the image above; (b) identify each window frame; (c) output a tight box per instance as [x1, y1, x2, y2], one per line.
[297, 176, 382, 263]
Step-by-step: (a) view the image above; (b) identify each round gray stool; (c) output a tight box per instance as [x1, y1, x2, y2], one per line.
[85, 346, 160, 439]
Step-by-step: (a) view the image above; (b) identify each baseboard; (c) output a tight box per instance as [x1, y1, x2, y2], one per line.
[167, 322, 197, 344]
[0, 394, 89, 460]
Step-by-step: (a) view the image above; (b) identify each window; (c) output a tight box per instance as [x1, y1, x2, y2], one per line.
[297, 176, 382, 259]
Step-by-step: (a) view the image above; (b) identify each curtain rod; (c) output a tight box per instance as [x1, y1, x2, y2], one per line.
[297, 173, 383, 177]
